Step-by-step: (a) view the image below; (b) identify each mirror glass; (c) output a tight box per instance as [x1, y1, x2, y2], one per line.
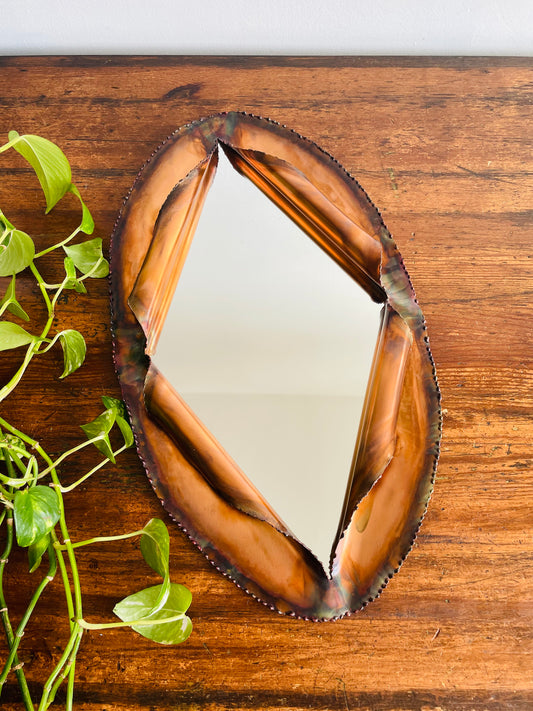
[153, 151, 382, 570]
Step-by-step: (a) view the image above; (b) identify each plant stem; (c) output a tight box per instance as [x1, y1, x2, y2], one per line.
[50, 530, 74, 628]
[0, 261, 66, 404]
[67, 632, 82, 711]
[77, 613, 185, 631]
[4, 449, 28, 475]
[59, 444, 129, 493]
[0, 301, 12, 319]
[0, 540, 58, 687]
[36, 434, 107, 479]
[0, 441, 32, 463]
[0, 137, 20, 153]
[55, 528, 145, 550]
[0, 448, 35, 489]
[0, 482, 14, 501]
[37, 626, 83, 711]
[47, 629, 82, 711]
[0, 341, 37, 403]
[0, 510, 34, 710]
[34, 226, 81, 259]
[0, 418, 85, 705]
[0, 138, 151, 711]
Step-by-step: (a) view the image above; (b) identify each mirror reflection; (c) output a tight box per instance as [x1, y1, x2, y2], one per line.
[153, 151, 381, 570]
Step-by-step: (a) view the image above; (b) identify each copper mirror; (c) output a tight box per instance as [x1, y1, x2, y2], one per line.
[110, 112, 441, 620]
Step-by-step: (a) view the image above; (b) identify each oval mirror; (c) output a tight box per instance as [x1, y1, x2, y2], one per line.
[110, 112, 441, 620]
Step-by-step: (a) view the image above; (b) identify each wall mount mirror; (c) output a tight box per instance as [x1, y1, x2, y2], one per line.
[110, 112, 441, 620]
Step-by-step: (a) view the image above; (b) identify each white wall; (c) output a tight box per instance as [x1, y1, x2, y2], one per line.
[1, 0, 532, 55]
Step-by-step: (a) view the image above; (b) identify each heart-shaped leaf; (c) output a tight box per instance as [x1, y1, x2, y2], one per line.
[140, 518, 170, 579]
[80, 408, 116, 462]
[69, 184, 95, 235]
[63, 256, 87, 293]
[14, 486, 60, 547]
[113, 583, 192, 645]
[28, 532, 51, 573]
[138, 518, 171, 612]
[101, 396, 134, 447]
[58, 329, 86, 378]
[101, 396, 129, 418]
[0, 276, 30, 321]
[0, 322, 36, 351]
[9, 131, 72, 213]
[64, 238, 109, 278]
[0, 226, 35, 277]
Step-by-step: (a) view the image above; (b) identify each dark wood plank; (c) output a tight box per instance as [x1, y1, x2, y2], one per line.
[0, 56, 532, 710]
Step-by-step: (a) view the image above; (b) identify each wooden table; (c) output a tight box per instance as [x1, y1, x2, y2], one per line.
[0, 56, 531, 710]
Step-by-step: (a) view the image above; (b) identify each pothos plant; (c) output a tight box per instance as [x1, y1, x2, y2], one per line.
[0, 132, 192, 710]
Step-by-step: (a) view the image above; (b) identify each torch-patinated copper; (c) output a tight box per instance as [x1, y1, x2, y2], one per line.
[110, 112, 441, 620]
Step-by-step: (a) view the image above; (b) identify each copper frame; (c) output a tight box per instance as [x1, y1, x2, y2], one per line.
[110, 112, 441, 620]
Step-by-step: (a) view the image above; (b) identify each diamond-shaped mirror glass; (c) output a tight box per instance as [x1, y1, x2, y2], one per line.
[153, 150, 382, 570]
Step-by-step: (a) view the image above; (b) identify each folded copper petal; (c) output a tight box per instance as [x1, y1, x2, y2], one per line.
[144, 366, 294, 537]
[130, 150, 218, 356]
[110, 112, 441, 620]
[222, 145, 385, 302]
[335, 304, 413, 546]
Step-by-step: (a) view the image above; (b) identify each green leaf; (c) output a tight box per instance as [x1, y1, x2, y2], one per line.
[101, 396, 126, 415]
[80, 408, 116, 462]
[64, 255, 76, 279]
[7, 300, 30, 321]
[28, 532, 50, 573]
[63, 256, 87, 293]
[101, 396, 134, 448]
[69, 184, 95, 235]
[0, 321, 36, 351]
[0, 211, 15, 231]
[0, 276, 30, 321]
[58, 329, 86, 378]
[138, 518, 171, 613]
[9, 131, 72, 213]
[13, 486, 60, 547]
[63, 238, 109, 278]
[101, 396, 133, 447]
[116, 417, 134, 448]
[140, 519, 170, 579]
[0, 227, 35, 277]
[113, 583, 193, 645]
[0, 433, 28, 456]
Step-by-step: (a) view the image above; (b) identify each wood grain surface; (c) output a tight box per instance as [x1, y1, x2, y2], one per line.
[0, 56, 531, 710]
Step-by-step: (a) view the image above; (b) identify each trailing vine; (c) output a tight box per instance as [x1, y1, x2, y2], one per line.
[0, 132, 192, 710]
